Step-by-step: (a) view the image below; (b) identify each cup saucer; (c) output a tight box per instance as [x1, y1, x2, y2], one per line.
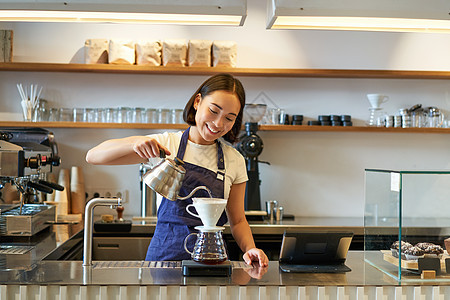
[195, 226, 225, 232]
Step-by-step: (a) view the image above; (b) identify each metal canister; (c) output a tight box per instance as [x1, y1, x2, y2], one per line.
[398, 108, 410, 128]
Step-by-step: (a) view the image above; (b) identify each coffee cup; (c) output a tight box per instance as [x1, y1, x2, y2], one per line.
[367, 94, 389, 108]
[186, 198, 227, 228]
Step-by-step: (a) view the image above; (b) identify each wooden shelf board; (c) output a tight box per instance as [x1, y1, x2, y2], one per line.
[0, 121, 448, 133]
[0, 121, 188, 129]
[1, 62, 450, 79]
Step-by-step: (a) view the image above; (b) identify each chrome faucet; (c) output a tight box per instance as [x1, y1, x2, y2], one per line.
[83, 197, 122, 267]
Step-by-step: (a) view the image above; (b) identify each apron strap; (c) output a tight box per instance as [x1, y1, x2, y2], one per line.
[177, 127, 226, 181]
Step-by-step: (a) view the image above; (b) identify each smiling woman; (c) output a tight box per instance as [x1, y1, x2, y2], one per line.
[183, 73, 246, 144]
[189, 91, 240, 144]
[86, 73, 269, 267]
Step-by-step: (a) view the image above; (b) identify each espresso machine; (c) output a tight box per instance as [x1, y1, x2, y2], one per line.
[0, 128, 62, 236]
[236, 104, 268, 213]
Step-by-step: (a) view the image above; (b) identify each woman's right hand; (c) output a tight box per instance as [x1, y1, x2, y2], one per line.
[132, 137, 171, 159]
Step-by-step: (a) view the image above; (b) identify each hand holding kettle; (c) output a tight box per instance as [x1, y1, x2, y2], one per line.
[132, 136, 171, 159]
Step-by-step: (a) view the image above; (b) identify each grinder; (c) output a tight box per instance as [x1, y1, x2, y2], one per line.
[235, 104, 268, 212]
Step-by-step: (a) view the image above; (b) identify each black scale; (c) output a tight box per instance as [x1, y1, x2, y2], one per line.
[182, 260, 232, 276]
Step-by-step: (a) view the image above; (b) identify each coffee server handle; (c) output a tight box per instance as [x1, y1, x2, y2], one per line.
[28, 181, 54, 194]
[38, 180, 65, 191]
[183, 233, 197, 255]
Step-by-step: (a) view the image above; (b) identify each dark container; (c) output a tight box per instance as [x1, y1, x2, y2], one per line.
[318, 115, 331, 121]
[341, 115, 351, 122]
[308, 120, 321, 126]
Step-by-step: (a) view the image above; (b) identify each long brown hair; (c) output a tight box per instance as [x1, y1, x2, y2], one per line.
[183, 73, 245, 143]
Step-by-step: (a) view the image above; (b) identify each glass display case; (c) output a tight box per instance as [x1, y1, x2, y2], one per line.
[364, 169, 450, 282]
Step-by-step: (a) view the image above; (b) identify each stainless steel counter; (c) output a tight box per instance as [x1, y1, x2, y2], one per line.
[0, 222, 83, 270]
[3, 218, 450, 299]
[1, 252, 449, 286]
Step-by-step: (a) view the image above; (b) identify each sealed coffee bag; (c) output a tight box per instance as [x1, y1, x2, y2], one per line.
[162, 39, 187, 67]
[109, 39, 136, 65]
[212, 41, 237, 68]
[188, 39, 212, 67]
[136, 40, 162, 66]
[84, 39, 108, 64]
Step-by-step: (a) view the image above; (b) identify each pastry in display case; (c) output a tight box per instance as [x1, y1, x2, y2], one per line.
[364, 169, 450, 281]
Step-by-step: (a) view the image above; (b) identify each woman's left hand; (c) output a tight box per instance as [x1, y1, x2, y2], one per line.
[243, 248, 269, 267]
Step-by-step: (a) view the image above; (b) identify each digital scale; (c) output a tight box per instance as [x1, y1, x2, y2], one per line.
[182, 260, 232, 276]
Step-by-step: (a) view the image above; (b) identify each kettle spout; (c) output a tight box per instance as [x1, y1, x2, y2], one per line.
[178, 186, 212, 200]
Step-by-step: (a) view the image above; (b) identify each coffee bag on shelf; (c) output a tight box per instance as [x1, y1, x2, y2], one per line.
[109, 39, 136, 65]
[212, 40, 237, 68]
[0, 30, 13, 63]
[188, 40, 212, 67]
[136, 40, 162, 66]
[84, 39, 108, 64]
[162, 39, 187, 67]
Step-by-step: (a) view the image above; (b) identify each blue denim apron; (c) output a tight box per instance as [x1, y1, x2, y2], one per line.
[145, 127, 227, 261]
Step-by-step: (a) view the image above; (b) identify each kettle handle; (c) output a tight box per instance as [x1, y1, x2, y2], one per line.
[183, 232, 197, 255]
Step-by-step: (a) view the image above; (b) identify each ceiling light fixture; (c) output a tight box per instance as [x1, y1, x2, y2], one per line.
[267, 0, 450, 33]
[0, 0, 247, 26]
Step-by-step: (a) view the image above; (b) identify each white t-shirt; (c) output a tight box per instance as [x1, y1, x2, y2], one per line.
[146, 131, 248, 199]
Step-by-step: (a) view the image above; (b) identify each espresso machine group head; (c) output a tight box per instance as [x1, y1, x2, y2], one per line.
[0, 128, 62, 229]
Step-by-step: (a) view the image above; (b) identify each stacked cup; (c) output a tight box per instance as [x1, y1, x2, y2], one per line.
[70, 166, 86, 215]
[54, 169, 70, 216]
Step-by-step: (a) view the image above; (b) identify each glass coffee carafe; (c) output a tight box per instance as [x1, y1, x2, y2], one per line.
[184, 228, 228, 264]
[183, 197, 229, 264]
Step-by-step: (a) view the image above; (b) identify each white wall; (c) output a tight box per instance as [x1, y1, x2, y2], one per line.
[1, 0, 449, 217]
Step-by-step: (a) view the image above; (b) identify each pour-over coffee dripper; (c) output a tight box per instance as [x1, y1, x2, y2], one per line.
[186, 198, 227, 228]
[184, 197, 228, 264]
[243, 104, 267, 123]
[367, 94, 389, 109]
[366, 94, 389, 127]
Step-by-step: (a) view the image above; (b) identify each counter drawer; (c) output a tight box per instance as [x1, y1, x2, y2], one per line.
[93, 237, 151, 261]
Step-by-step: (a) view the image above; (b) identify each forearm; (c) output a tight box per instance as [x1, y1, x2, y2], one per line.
[86, 136, 146, 165]
[230, 218, 256, 253]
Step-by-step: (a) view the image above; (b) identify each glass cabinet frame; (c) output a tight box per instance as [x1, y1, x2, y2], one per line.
[364, 169, 450, 282]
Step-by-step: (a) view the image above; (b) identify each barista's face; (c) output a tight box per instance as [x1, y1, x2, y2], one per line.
[190, 90, 241, 145]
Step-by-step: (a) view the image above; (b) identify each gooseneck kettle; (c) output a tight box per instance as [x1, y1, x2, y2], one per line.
[142, 150, 211, 201]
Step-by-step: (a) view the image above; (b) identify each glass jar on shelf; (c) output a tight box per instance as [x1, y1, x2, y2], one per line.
[157, 108, 170, 124]
[366, 108, 385, 127]
[145, 108, 157, 123]
[132, 107, 145, 123]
